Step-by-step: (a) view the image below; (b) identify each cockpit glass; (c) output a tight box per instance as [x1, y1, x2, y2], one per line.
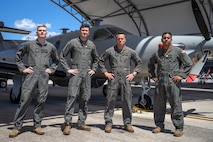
[93, 27, 132, 41]
[93, 29, 113, 41]
[107, 27, 132, 36]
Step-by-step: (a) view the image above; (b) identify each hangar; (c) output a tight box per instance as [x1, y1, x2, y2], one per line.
[50, 0, 213, 38]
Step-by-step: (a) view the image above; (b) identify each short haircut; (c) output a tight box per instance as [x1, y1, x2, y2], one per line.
[116, 32, 125, 35]
[80, 23, 90, 30]
[162, 32, 172, 38]
[37, 24, 47, 31]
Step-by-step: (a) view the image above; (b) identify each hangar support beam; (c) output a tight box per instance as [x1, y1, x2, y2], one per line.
[50, 0, 93, 25]
[112, 0, 148, 36]
[50, 0, 213, 37]
[50, 0, 148, 36]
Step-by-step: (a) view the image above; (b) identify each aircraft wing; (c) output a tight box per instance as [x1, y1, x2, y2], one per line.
[0, 27, 30, 35]
[0, 21, 30, 35]
[186, 51, 210, 82]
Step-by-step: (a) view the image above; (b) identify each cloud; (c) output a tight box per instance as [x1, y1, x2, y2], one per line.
[14, 19, 37, 30]
[14, 18, 52, 30]
[21, 33, 37, 40]
[45, 23, 51, 29]
[21, 30, 60, 40]
[15, 18, 59, 40]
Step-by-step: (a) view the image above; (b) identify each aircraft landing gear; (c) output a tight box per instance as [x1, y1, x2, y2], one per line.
[10, 87, 21, 104]
[9, 75, 22, 104]
[136, 79, 153, 110]
[137, 94, 152, 110]
[0, 78, 7, 88]
[102, 80, 153, 110]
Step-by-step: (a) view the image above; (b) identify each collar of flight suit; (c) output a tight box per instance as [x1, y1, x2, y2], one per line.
[78, 36, 88, 47]
[35, 39, 48, 46]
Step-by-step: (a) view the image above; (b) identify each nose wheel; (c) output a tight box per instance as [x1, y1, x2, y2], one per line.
[10, 87, 21, 104]
[136, 79, 153, 110]
[137, 94, 152, 110]
[0, 79, 7, 88]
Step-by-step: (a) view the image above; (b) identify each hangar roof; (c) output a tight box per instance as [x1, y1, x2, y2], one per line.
[51, 0, 213, 37]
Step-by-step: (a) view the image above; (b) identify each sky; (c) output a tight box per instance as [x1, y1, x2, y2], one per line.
[0, 0, 82, 40]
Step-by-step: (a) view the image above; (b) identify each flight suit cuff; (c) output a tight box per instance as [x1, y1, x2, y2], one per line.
[179, 73, 187, 79]
[92, 68, 96, 72]
[101, 69, 108, 74]
[49, 68, 55, 74]
[132, 71, 137, 77]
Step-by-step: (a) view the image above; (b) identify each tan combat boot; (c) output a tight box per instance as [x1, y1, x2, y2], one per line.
[152, 127, 164, 133]
[104, 125, 112, 133]
[9, 129, 20, 138]
[76, 125, 91, 131]
[124, 125, 134, 133]
[173, 130, 183, 137]
[34, 127, 44, 135]
[63, 123, 71, 135]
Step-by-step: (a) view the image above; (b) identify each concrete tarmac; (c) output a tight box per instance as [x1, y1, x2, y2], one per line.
[0, 81, 212, 142]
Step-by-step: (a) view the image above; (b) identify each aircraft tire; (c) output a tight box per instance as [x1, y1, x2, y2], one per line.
[10, 88, 20, 104]
[0, 80, 7, 88]
[138, 94, 152, 110]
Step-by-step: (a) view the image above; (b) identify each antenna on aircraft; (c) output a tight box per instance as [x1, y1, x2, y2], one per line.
[0, 21, 4, 27]
[60, 28, 69, 34]
[91, 19, 103, 26]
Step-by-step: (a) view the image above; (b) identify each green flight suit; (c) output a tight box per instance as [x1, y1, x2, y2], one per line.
[148, 46, 193, 130]
[60, 38, 99, 126]
[14, 40, 59, 130]
[99, 45, 143, 126]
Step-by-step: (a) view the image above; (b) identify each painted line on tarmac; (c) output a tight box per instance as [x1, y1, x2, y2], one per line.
[50, 94, 213, 122]
[142, 109, 213, 121]
[185, 115, 213, 121]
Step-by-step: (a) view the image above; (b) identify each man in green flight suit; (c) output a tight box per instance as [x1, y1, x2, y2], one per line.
[99, 32, 143, 133]
[60, 24, 99, 135]
[9, 24, 59, 138]
[148, 32, 193, 137]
